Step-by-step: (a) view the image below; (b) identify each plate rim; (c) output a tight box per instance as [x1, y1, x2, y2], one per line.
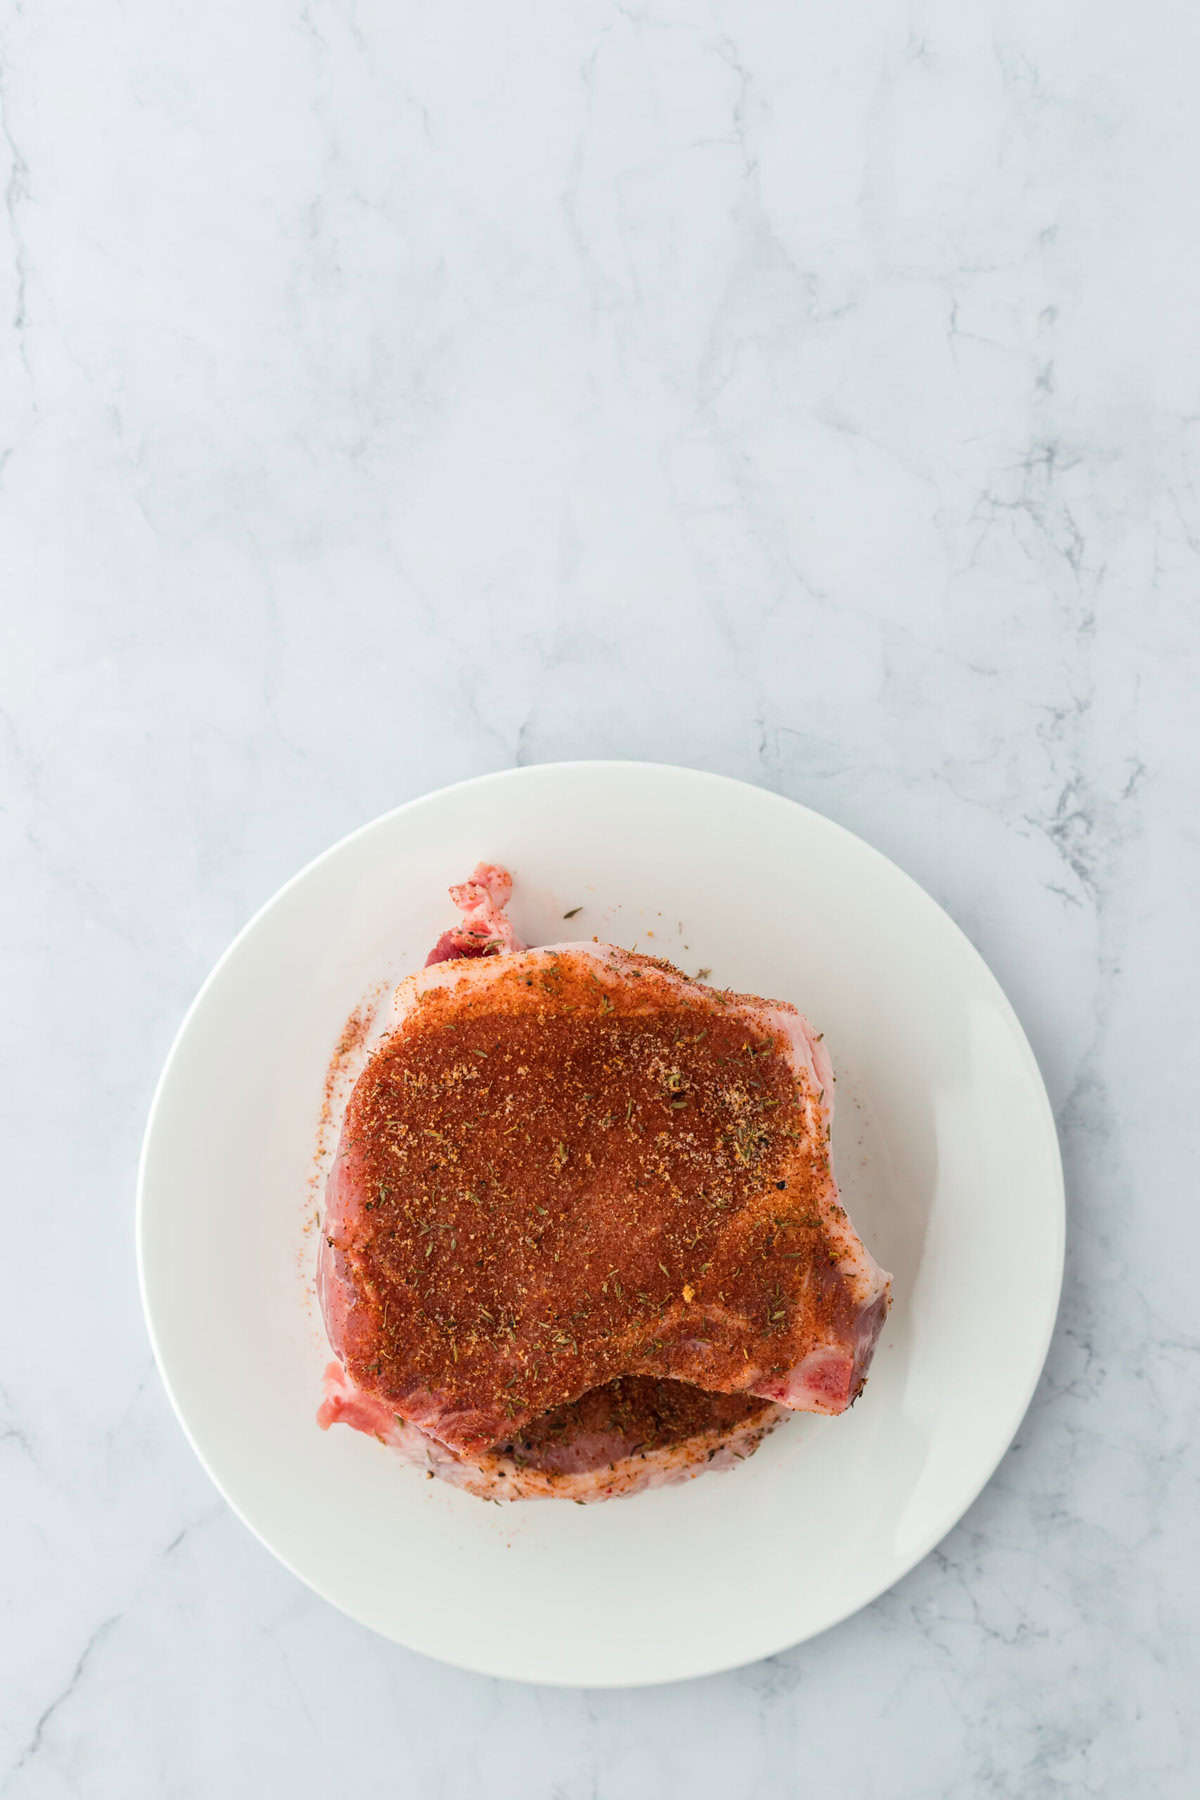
[137, 759, 1065, 1685]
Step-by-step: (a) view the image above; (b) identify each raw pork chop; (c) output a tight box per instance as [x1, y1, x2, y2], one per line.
[319, 937, 891, 1460]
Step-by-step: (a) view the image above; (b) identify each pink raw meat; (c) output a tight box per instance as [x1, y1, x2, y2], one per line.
[319, 941, 891, 1458]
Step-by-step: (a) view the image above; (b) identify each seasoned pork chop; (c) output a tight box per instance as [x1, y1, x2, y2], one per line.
[318, 939, 891, 1459]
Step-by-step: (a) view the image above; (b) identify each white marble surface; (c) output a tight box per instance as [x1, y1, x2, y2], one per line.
[3, 0, 1198, 1793]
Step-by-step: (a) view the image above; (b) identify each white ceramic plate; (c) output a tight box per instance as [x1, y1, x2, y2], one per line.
[138, 763, 1063, 1686]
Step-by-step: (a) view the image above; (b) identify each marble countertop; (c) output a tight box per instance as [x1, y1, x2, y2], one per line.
[3, 2, 1197, 1794]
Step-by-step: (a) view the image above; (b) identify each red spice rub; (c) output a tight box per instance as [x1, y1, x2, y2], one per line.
[320, 944, 879, 1455]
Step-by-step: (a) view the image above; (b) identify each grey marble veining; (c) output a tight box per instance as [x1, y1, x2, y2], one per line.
[2, 1, 1197, 1794]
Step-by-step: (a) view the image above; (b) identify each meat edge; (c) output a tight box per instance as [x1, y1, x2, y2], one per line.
[317, 1360, 787, 1503]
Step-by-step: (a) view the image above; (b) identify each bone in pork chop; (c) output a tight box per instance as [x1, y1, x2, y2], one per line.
[317, 882, 891, 1481]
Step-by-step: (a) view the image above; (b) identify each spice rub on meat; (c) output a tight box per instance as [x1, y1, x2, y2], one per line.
[318, 941, 891, 1459]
